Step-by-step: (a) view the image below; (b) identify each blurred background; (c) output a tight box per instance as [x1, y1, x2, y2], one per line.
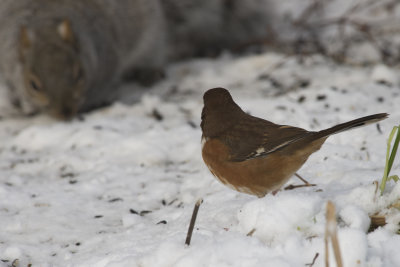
[0, 0, 399, 119]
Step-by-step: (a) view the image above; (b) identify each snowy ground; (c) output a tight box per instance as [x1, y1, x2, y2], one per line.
[1, 52, 400, 267]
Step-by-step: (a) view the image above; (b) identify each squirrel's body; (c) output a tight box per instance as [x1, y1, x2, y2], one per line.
[0, 0, 166, 118]
[0, 0, 270, 119]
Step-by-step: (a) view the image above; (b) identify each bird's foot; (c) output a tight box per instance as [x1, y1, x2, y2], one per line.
[284, 173, 316, 191]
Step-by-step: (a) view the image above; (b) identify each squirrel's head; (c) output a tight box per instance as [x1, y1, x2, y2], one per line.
[18, 19, 86, 119]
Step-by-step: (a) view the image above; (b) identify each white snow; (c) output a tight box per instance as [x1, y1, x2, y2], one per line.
[1, 52, 400, 266]
[371, 65, 400, 86]
[339, 205, 371, 232]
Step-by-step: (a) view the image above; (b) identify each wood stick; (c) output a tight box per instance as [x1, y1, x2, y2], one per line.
[325, 201, 343, 267]
[185, 198, 203, 246]
[306, 252, 319, 267]
[325, 218, 329, 267]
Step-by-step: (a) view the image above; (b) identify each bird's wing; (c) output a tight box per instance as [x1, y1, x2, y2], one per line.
[224, 117, 312, 162]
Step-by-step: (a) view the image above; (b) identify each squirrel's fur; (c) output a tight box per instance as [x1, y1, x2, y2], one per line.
[0, 0, 270, 119]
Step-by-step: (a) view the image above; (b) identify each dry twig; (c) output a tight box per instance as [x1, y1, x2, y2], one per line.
[185, 198, 203, 246]
[306, 252, 319, 267]
[246, 228, 256, 237]
[325, 201, 343, 267]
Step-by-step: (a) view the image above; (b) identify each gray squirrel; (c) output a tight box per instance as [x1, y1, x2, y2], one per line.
[0, 0, 270, 119]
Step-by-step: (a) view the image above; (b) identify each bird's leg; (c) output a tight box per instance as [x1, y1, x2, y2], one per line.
[295, 173, 315, 186]
[284, 173, 316, 191]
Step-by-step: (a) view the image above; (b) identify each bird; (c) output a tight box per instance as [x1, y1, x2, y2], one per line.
[200, 87, 388, 197]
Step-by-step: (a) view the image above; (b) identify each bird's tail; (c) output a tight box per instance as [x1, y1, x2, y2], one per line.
[313, 113, 388, 139]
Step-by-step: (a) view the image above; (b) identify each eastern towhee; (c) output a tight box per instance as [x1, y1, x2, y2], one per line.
[201, 87, 388, 197]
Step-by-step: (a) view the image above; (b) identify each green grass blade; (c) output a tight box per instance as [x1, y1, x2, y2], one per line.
[387, 125, 400, 174]
[389, 175, 399, 182]
[380, 126, 399, 195]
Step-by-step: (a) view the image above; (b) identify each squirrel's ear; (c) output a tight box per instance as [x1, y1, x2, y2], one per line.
[58, 19, 75, 43]
[19, 26, 32, 62]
